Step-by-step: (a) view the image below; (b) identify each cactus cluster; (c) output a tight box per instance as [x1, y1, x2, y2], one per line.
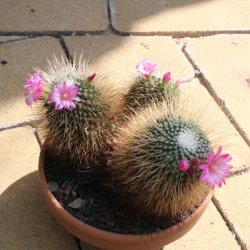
[24, 57, 232, 221]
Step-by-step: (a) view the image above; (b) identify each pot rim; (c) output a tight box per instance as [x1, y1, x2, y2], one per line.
[38, 144, 213, 248]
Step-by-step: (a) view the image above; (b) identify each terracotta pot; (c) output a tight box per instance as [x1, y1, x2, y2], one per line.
[38, 145, 213, 250]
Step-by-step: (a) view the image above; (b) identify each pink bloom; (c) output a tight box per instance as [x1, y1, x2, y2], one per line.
[178, 159, 190, 172]
[163, 72, 171, 83]
[136, 59, 157, 78]
[48, 81, 80, 110]
[192, 157, 200, 167]
[24, 72, 45, 106]
[87, 73, 96, 82]
[199, 146, 233, 189]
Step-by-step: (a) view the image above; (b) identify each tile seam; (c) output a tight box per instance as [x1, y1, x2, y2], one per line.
[0, 120, 38, 132]
[0, 32, 249, 47]
[74, 237, 83, 250]
[1, 30, 250, 38]
[229, 166, 250, 178]
[98, 29, 250, 38]
[0, 36, 29, 45]
[179, 42, 250, 148]
[58, 37, 73, 63]
[33, 129, 42, 148]
[212, 197, 247, 250]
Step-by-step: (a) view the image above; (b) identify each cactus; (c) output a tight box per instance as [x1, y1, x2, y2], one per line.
[108, 100, 211, 219]
[37, 56, 115, 166]
[124, 59, 180, 113]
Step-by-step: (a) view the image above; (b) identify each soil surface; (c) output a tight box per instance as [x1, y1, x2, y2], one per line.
[45, 152, 196, 234]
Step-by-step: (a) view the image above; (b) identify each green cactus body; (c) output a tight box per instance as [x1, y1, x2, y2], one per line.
[38, 59, 114, 167]
[124, 76, 179, 112]
[109, 109, 211, 219]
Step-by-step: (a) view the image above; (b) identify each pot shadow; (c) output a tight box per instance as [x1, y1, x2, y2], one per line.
[0, 171, 76, 250]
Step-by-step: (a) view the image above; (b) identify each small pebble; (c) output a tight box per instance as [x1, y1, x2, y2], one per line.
[48, 181, 59, 192]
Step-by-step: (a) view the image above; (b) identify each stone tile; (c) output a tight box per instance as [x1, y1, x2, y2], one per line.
[215, 171, 250, 249]
[165, 203, 240, 250]
[181, 79, 250, 171]
[110, 0, 250, 33]
[64, 35, 194, 89]
[185, 35, 250, 141]
[0, 37, 65, 127]
[0, 127, 39, 192]
[0, 127, 76, 250]
[0, 0, 107, 32]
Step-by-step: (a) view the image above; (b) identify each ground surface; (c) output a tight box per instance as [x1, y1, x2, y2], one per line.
[0, 0, 250, 250]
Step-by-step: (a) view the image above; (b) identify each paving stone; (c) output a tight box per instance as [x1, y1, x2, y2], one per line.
[215, 171, 250, 249]
[165, 203, 240, 250]
[181, 79, 250, 171]
[0, 37, 65, 127]
[0, 127, 39, 193]
[185, 35, 250, 142]
[0, 127, 76, 249]
[0, 0, 108, 32]
[110, 0, 250, 33]
[64, 35, 194, 88]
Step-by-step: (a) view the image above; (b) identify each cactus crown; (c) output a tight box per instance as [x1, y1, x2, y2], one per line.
[124, 59, 180, 112]
[125, 76, 179, 111]
[45, 76, 108, 129]
[146, 117, 210, 180]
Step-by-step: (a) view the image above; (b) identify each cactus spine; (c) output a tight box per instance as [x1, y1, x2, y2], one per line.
[124, 75, 179, 112]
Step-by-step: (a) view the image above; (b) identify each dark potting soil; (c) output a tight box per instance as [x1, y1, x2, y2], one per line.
[44, 152, 197, 235]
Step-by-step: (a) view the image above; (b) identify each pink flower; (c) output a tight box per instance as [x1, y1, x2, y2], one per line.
[24, 72, 45, 106]
[192, 157, 200, 167]
[199, 146, 233, 189]
[136, 59, 157, 78]
[87, 73, 96, 83]
[178, 159, 190, 172]
[48, 81, 80, 110]
[163, 72, 171, 83]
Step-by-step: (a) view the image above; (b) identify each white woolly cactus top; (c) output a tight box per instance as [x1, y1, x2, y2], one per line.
[177, 129, 199, 153]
